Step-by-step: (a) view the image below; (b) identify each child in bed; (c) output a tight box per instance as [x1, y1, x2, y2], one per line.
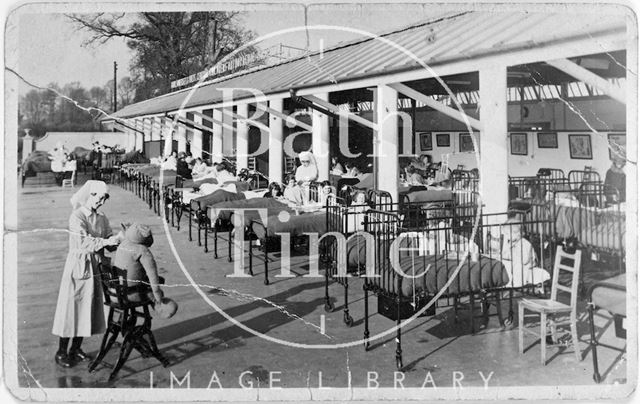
[500, 217, 549, 288]
[283, 174, 307, 206]
[264, 182, 284, 198]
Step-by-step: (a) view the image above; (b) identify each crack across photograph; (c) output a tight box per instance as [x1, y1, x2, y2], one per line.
[7, 3, 635, 399]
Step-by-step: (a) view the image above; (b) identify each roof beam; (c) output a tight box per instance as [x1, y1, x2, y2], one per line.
[298, 94, 378, 130]
[255, 103, 313, 131]
[165, 113, 214, 134]
[545, 58, 625, 104]
[389, 82, 482, 131]
[114, 120, 144, 134]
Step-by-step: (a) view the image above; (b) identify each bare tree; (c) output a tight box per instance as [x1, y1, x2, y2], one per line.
[117, 77, 136, 107]
[67, 12, 256, 100]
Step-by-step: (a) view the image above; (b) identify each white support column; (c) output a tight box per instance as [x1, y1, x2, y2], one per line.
[222, 106, 234, 157]
[133, 120, 140, 150]
[479, 65, 509, 214]
[176, 112, 187, 153]
[192, 113, 203, 159]
[124, 127, 133, 151]
[312, 93, 330, 181]
[143, 118, 150, 146]
[136, 119, 144, 151]
[212, 109, 224, 164]
[236, 103, 249, 170]
[153, 117, 161, 142]
[21, 133, 33, 162]
[268, 98, 284, 182]
[375, 85, 399, 203]
[162, 117, 174, 156]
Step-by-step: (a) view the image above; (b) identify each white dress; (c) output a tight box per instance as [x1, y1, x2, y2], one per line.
[51, 207, 112, 337]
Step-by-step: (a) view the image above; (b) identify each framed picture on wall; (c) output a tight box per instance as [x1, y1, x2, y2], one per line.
[419, 132, 432, 151]
[510, 133, 528, 155]
[436, 133, 450, 147]
[459, 132, 475, 153]
[537, 132, 558, 149]
[568, 134, 593, 159]
[608, 133, 626, 160]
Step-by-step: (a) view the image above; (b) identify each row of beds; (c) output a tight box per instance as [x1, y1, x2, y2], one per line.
[115, 164, 626, 376]
[508, 168, 626, 273]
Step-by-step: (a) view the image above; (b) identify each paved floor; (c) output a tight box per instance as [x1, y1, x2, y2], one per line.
[14, 175, 629, 393]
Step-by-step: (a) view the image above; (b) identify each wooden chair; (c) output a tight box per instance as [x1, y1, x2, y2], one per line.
[89, 264, 169, 381]
[61, 170, 75, 188]
[519, 246, 582, 365]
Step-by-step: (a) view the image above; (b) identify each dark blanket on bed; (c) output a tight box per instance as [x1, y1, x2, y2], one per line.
[190, 189, 246, 211]
[396, 255, 508, 296]
[208, 198, 289, 221]
[251, 211, 326, 239]
[21, 151, 52, 175]
[181, 178, 218, 188]
[129, 165, 178, 185]
[402, 189, 453, 203]
[555, 204, 597, 239]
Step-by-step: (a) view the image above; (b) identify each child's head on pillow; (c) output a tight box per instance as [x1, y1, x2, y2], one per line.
[502, 217, 523, 243]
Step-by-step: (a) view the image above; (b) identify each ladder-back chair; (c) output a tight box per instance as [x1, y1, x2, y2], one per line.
[519, 246, 582, 365]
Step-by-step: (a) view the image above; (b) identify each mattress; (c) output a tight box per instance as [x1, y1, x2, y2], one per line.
[395, 255, 509, 296]
[251, 211, 327, 239]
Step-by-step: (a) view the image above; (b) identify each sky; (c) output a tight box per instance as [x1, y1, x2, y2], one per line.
[9, 3, 456, 95]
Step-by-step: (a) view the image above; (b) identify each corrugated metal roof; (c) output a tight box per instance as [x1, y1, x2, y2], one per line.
[112, 11, 626, 119]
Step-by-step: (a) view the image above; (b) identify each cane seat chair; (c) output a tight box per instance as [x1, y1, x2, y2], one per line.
[89, 264, 169, 380]
[519, 246, 582, 365]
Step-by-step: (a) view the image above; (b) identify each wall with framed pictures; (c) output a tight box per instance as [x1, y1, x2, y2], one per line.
[412, 130, 617, 177]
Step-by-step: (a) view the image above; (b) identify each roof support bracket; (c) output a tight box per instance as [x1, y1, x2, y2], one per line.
[546, 58, 625, 104]
[388, 82, 483, 131]
[290, 89, 378, 131]
[115, 119, 145, 134]
[165, 113, 213, 134]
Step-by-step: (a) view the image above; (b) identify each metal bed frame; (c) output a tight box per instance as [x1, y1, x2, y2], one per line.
[355, 208, 556, 369]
